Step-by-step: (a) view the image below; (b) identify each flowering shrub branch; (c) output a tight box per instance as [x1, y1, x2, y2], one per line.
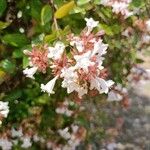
[23, 18, 114, 98]
[0, 0, 149, 149]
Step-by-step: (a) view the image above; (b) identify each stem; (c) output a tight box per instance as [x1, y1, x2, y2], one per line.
[49, 0, 61, 39]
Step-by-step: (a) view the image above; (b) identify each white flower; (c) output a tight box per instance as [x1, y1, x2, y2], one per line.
[0, 101, 9, 118]
[21, 136, 32, 149]
[48, 42, 65, 60]
[60, 67, 77, 79]
[0, 138, 12, 150]
[74, 51, 94, 72]
[85, 18, 99, 34]
[107, 91, 123, 102]
[90, 77, 114, 94]
[23, 66, 38, 79]
[71, 125, 79, 133]
[41, 76, 58, 95]
[112, 2, 133, 18]
[58, 127, 71, 140]
[62, 79, 80, 94]
[70, 38, 84, 52]
[61, 67, 79, 93]
[11, 128, 23, 138]
[92, 39, 108, 57]
[61, 67, 88, 98]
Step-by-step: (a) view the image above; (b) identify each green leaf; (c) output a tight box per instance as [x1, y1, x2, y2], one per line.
[77, 0, 91, 6]
[0, 0, 7, 17]
[30, 0, 42, 21]
[5, 89, 22, 101]
[0, 59, 16, 74]
[35, 94, 50, 105]
[0, 21, 10, 30]
[99, 23, 121, 35]
[23, 56, 29, 69]
[55, 1, 75, 19]
[12, 49, 23, 58]
[44, 32, 57, 43]
[41, 5, 52, 26]
[2, 34, 29, 47]
[131, 0, 143, 7]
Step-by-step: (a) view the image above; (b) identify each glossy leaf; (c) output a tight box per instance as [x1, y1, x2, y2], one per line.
[30, 0, 42, 21]
[55, 1, 75, 19]
[41, 5, 52, 26]
[2, 34, 29, 47]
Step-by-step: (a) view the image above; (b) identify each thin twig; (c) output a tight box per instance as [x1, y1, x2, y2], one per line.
[49, 0, 61, 39]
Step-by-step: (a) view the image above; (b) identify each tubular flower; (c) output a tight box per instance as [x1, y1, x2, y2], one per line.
[23, 66, 38, 79]
[41, 76, 58, 96]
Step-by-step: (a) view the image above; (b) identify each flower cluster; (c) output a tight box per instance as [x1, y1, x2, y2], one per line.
[101, 0, 133, 18]
[0, 99, 85, 150]
[23, 18, 114, 98]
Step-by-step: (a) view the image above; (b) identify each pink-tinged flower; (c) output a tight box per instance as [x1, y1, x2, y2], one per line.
[41, 76, 58, 95]
[23, 66, 38, 79]
[24, 45, 49, 73]
[48, 42, 65, 60]
[51, 55, 68, 76]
